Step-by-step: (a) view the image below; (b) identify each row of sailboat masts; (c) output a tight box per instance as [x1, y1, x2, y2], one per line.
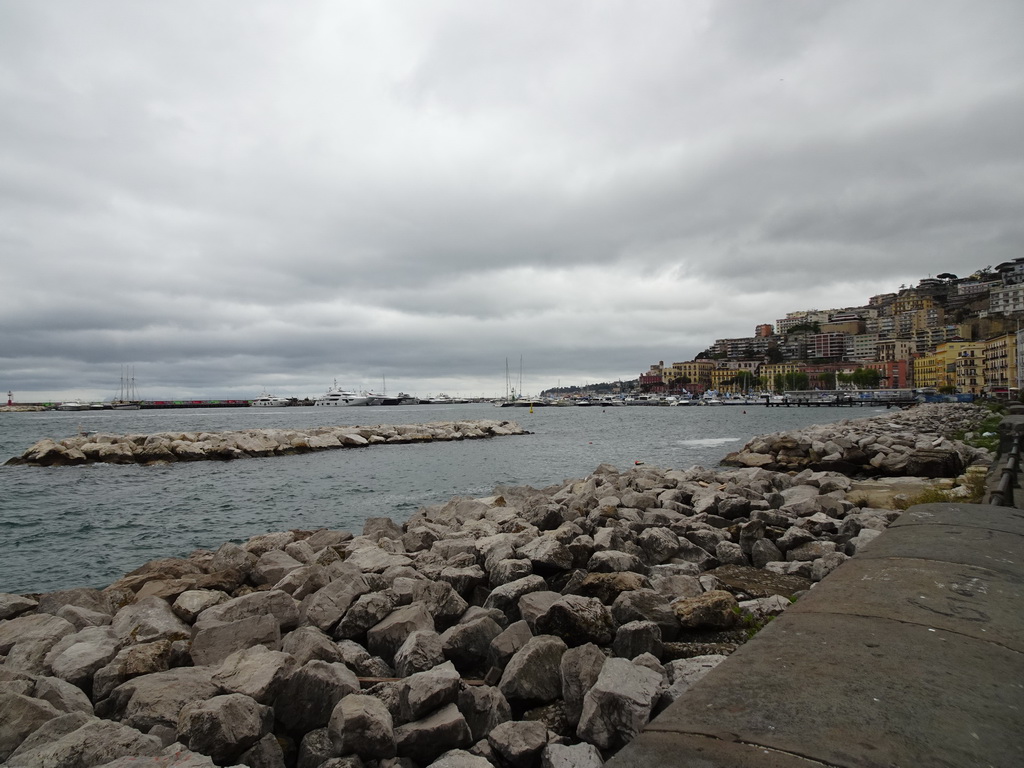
[114, 365, 141, 408]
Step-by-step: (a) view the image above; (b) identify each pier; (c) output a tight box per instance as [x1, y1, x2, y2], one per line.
[764, 396, 919, 408]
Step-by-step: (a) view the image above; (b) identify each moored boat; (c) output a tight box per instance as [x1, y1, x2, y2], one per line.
[252, 393, 292, 407]
[314, 382, 371, 407]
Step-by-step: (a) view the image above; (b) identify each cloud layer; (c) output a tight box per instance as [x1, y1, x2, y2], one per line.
[2, 1, 1022, 401]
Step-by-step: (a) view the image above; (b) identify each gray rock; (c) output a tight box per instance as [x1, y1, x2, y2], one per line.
[637, 527, 680, 565]
[407, 581, 469, 628]
[0, 593, 38, 621]
[518, 590, 561, 633]
[394, 630, 445, 677]
[498, 635, 567, 705]
[482, 575, 547, 621]
[171, 590, 228, 624]
[0, 613, 76, 674]
[367, 602, 435, 663]
[487, 720, 549, 768]
[394, 703, 473, 764]
[364, 516, 405, 542]
[0, 692, 61, 762]
[811, 551, 850, 581]
[197, 589, 300, 632]
[177, 693, 273, 763]
[334, 590, 399, 640]
[438, 565, 488, 597]
[34, 587, 114, 617]
[559, 642, 606, 728]
[297, 726, 334, 768]
[429, 748, 494, 767]
[486, 620, 533, 675]
[541, 742, 604, 768]
[111, 596, 190, 645]
[456, 685, 512, 743]
[400, 660, 461, 722]
[534, 595, 615, 647]
[212, 645, 298, 704]
[252, 549, 304, 586]
[610, 588, 678, 641]
[44, 625, 122, 692]
[105, 666, 219, 731]
[328, 693, 397, 759]
[577, 657, 662, 750]
[275, 660, 360, 735]
[282, 625, 345, 665]
[751, 538, 784, 568]
[239, 731, 287, 768]
[440, 614, 504, 674]
[93, 639, 181, 702]
[274, 564, 332, 600]
[587, 550, 648, 574]
[191, 614, 281, 667]
[488, 558, 534, 587]
[55, 603, 113, 630]
[517, 536, 573, 573]
[5, 716, 162, 767]
[31, 675, 93, 715]
[612, 620, 662, 660]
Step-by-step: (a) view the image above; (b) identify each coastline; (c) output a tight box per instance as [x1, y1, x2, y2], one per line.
[0, 404, 995, 766]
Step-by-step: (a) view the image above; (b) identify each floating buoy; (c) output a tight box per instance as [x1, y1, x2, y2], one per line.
[634, 460, 644, 465]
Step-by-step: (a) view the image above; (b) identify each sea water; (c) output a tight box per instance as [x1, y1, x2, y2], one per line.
[0, 402, 880, 594]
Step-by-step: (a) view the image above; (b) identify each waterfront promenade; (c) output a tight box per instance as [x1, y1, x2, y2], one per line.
[607, 498, 1024, 767]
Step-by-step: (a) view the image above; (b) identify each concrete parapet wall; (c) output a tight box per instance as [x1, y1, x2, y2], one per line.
[608, 501, 1024, 768]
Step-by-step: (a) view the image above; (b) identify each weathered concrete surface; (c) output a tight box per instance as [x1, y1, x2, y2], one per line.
[607, 502, 1024, 768]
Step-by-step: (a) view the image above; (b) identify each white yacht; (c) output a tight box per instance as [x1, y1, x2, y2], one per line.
[251, 393, 292, 407]
[314, 383, 371, 407]
[56, 400, 89, 411]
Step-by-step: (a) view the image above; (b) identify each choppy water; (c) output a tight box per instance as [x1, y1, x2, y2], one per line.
[0, 402, 882, 594]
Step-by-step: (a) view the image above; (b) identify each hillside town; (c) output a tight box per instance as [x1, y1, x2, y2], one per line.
[636, 261, 1024, 398]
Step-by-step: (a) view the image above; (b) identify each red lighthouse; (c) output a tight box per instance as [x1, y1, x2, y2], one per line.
[6, 391, 12, 406]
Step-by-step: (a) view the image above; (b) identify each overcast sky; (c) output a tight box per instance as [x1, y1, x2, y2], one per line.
[2, 1, 1022, 402]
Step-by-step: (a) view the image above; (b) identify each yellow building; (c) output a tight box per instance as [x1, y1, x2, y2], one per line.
[668, 360, 714, 393]
[912, 352, 944, 389]
[760, 362, 808, 391]
[984, 333, 1018, 395]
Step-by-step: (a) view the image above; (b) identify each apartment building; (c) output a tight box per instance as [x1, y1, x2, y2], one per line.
[984, 334, 1018, 395]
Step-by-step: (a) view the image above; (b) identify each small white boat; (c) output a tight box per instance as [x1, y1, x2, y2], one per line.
[56, 400, 89, 411]
[314, 382, 371, 407]
[252, 393, 292, 407]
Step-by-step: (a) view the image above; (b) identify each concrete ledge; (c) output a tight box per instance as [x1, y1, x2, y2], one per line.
[608, 503, 1024, 768]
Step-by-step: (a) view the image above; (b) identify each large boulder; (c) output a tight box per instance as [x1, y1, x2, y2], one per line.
[498, 635, 567, 705]
[274, 660, 360, 736]
[394, 703, 473, 765]
[399, 660, 461, 722]
[177, 693, 273, 763]
[5, 715, 163, 767]
[534, 595, 615, 647]
[212, 645, 298, 704]
[0, 692, 62, 762]
[366, 602, 435, 662]
[577, 657, 662, 750]
[191, 614, 281, 667]
[328, 693, 396, 759]
[103, 667, 219, 731]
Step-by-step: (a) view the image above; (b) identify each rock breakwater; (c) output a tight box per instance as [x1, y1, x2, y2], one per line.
[4, 420, 528, 467]
[722, 403, 992, 477]
[0, 404, 994, 767]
